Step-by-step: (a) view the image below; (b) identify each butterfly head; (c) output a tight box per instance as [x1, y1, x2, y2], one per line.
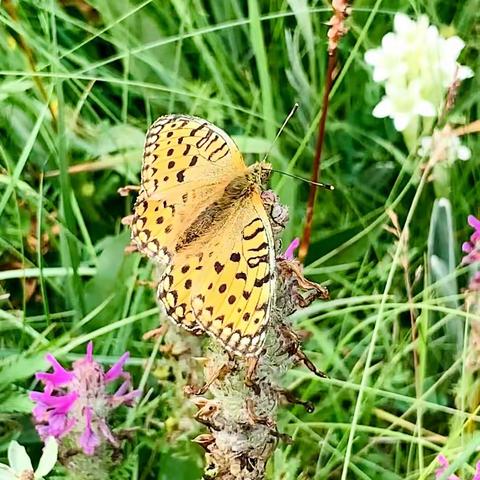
[249, 161, 272, 186]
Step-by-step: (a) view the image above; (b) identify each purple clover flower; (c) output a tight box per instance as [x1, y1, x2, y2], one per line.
[435, 455, 480, 480]
[30, 342, 140, 456]
[283, 238, 300, 260]
[462, 214, 480, 291]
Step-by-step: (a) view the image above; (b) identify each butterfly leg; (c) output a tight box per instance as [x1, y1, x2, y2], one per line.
[296, 348, 328, 379]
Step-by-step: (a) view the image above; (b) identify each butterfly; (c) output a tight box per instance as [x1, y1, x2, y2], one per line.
[131, 114, 276, 356]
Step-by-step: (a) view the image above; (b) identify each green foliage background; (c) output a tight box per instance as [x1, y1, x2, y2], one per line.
[0, 0, 479, 478]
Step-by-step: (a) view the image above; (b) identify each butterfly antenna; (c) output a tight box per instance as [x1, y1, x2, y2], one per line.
[263, 103, 334, 191]
[262, 103, 299, 163]
[271, 169, 334, 191]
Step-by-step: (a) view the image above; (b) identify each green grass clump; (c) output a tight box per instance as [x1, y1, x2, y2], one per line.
[0, 0, 479, 478]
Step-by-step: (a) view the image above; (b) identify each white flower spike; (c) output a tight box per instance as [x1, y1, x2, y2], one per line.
[0, 438, 58, 480]
[365, 12, 473, 134]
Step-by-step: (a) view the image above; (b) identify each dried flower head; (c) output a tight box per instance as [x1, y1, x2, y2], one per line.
[30, 342, 140, 456]
[365, 13, 473, 132]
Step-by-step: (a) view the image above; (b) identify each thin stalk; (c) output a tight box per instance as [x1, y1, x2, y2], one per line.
[298, 53, 336, 262]
[299, 0, 350, 262]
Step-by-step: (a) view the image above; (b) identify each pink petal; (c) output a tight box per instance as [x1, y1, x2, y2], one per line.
[79, 407, 100, 455]
[111, 378, 141, 406]
[472, 460, 480, 480]
[98, 418, 117, 446]
[36, 415, 76, 439]
[437, 455, 449, 468]
[283, 238, 300, 261]
[468, 215, 480, 231]
[86, 342, 94, 363]
[36, 354, 74, 386]
[435, 455, 460, 480]
[105, 352, 130, 383]
[30, 391, 78, 413]
[463, 242, 474, 254]
[49, 414, 76, 437]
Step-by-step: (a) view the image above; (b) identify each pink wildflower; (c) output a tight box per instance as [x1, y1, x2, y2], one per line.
[30, 342, 141, 455]
[462, 215, 480, 265]
[462, 214, 480, 291]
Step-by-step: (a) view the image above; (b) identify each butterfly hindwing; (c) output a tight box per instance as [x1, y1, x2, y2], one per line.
[157, 191, 275, 355]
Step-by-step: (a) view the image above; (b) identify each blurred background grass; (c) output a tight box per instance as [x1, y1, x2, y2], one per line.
[0, 0, 479, 478]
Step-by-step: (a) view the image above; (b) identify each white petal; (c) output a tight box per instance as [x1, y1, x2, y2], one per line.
[373, 67, 389, 83]
[372, 98, 392, 118]
[457, 145, 471, 160]
[0, 465, 16, 480]
[364, 48, 382, 66]
[418, 136, 432, 156]
[417, 15, 431, 32]
[416, 100, 437, 117]
[35, 438, 58, 478]
[444, 36, 465, 61]
[394, 13, 413, 34]
[458, 65, 474, 80]
[382, 32, 400, 51]
[425, 24, 439, 42]
[393, 113, 412, 131]
[8, 441, 32, 474]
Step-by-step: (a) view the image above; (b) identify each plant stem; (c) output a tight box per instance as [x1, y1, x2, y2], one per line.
[298, 52, 336, 263]
[299, 0, 350, 262]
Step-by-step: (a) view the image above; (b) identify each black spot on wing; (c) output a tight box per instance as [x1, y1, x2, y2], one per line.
[230, 252, 241, 262]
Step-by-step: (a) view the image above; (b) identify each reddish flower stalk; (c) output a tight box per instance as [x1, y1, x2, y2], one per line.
[298, 0, 350, 262]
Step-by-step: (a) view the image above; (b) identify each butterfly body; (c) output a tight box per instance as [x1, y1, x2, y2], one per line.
[131, 115, 276, 356]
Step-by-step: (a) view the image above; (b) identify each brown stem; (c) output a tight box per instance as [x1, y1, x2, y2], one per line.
[298, 52, 336, 263]
[298, 0, 350, 262]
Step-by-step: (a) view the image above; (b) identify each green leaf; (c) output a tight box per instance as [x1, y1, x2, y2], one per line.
[427, 197, 462, 350]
